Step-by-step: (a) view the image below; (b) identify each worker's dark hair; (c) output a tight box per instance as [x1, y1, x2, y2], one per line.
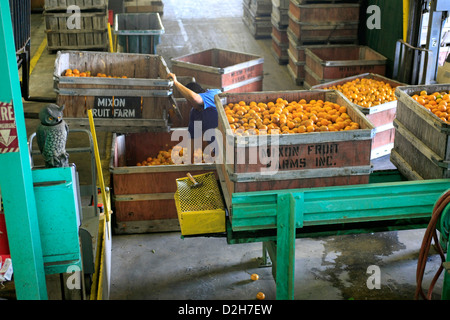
[186, 82, 206, 94]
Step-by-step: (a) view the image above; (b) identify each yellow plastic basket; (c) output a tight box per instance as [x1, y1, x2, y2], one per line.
[174, 172, 226, 236]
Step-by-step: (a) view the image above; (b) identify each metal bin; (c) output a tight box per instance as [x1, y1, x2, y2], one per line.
[114, 12, 164, 54]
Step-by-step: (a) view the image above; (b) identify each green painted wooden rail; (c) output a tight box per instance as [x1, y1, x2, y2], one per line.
[226, 177, 450, 300]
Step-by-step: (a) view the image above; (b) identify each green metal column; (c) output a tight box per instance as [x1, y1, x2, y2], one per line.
[275, 194, 296, 300]
[0, 0, 47, 299]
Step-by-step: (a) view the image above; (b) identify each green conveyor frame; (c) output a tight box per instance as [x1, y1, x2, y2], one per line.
[223, 171, 450, 300]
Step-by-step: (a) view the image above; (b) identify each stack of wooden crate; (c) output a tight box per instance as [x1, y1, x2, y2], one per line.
[243, 0, 273, 39]
[44, 0, 109, 52]
[271, 0, 290, 64]
[286, 0, 360, 85]
[123, 0, 164, 16]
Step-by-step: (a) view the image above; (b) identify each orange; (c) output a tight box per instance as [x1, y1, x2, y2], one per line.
[256, 292, 265, 300]
[413, 90, 450, 124]
[225, 98, 361, 135]
[326, 78, 397, 108]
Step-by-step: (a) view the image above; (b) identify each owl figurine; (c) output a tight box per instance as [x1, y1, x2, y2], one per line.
[36, 104, 69, 168]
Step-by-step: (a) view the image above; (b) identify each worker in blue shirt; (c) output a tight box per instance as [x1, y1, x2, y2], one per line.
[168, 72, 222, 163]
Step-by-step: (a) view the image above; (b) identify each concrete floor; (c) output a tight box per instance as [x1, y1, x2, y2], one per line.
[10, 0, 446, 300]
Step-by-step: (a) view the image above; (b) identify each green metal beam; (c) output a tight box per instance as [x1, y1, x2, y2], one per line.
[227, 178, 450, 300]
[0, 1, 47, 299]
[230, 179, 450, 232]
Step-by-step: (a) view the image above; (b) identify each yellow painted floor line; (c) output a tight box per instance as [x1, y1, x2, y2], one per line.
[29, 37, 47, 75]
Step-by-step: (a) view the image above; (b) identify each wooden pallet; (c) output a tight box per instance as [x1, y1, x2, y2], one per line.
[44, 9, 108, 52]
[44, 0, 108, 12]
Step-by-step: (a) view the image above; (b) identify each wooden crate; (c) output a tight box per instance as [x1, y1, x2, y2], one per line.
[44, 10, 108, 51]
[312, 73, 404, 159]
[124, 0, 164, 15]
[110, 130, 217, 234]
[287, 48, 305, 85]
[391, 84, 450, 180]
[271, 17, 288, 64]
[214, 90, 375, 209]
[304, 46, 387, 88]
[243, 2, 272, 39]
[287, 28, 355, 62]
[271, 31, 289, 65]
[54, 51, 173, 132]
[272, 38, 288, 65]
[272, 4, 289, 27]
[287, 29, 352, 85]
[289, 1, 360, 23]
[273, 0, 290, 9]
[272, 22, 288, 44]
[171, 48, 264, 93]
[44, 0, 108, 11]
[248, 0, 273, 16]
[288, 11, 358, 45]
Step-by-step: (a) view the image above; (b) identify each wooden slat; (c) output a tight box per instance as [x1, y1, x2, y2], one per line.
[289, 2, 360, 23]
[288, 13, 359, 45]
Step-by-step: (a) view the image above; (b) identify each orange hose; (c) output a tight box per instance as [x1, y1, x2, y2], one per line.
[415, 190, 450, 300]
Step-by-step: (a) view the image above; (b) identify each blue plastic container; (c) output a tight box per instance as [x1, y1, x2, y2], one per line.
[114, 12, 164, 54]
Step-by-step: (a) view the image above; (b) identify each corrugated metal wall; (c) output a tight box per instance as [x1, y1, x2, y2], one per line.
[362, 0, 404, 78]
[9, 0, 31, 53]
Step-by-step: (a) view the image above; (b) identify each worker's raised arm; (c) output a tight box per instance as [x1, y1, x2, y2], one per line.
[168, 73, 204, 110]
